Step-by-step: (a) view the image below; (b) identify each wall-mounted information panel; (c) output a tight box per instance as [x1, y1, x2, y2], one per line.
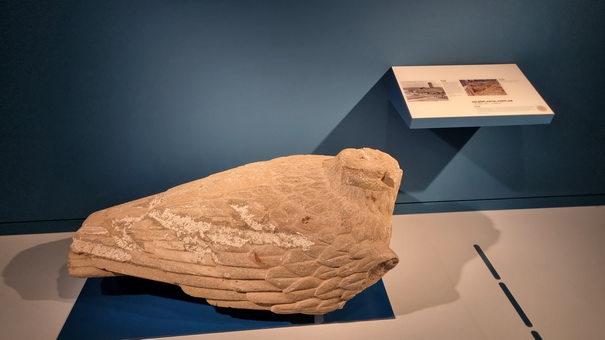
[390, 64, 554, 129]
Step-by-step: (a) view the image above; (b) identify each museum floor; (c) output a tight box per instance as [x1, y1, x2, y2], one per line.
[2, 205, 604, 340]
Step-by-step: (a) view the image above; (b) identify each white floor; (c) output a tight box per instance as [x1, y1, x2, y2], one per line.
[2, 206, 604, 340]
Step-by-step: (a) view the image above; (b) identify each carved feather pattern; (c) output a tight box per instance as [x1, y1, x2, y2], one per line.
[68, 148, 402, 315]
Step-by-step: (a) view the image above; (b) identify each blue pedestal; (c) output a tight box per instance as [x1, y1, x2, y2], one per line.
[59, 276, 395, 340]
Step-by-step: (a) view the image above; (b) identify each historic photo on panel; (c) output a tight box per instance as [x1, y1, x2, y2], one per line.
[401, 81, 449, 102]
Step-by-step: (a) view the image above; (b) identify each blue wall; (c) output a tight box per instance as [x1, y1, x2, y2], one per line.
[2, 0, 604, 230]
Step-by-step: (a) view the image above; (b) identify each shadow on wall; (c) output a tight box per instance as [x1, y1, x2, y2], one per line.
[3, 238, 83, 301]
[313, 70, 479, 202]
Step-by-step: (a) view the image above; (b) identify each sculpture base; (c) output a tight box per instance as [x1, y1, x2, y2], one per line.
[58, 276, 395, 340]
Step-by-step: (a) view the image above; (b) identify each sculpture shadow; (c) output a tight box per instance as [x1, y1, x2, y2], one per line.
[313, 70, 479, 199]
[3, 237, 82, 301]
[389, 211, 500, 316]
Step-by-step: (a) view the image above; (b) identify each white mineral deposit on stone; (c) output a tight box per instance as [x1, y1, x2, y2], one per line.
[68, 148, 403, 315]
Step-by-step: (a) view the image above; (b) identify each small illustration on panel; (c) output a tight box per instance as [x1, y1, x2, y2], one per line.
[459, 79, 507, 96]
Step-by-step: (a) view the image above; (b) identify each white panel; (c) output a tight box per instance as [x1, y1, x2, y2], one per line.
[390, 64, 555, 128]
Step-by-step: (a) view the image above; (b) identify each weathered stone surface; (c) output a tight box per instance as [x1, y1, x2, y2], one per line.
[68, 148, 402, 315]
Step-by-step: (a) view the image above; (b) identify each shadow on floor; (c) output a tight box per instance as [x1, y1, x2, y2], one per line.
[388, 211, 500, 316]
[3, 237, 82, 301]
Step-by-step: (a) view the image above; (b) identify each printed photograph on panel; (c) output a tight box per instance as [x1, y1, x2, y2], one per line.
[459, 79, 507, 96]
[401, 81, 449, 102]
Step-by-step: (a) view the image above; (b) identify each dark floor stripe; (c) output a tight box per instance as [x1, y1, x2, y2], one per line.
[473, 244, 501, 280]
[499, 282, 533, 327]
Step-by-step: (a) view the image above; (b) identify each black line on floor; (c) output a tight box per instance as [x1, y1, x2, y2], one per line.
[474, 244, 543, 337]
[473, 244, 501, 280]
[499, 282, 533, 328]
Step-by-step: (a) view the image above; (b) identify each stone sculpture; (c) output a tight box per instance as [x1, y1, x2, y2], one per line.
[68, 148, 402, 315]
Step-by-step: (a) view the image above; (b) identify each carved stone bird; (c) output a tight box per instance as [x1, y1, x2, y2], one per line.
[68, 148, 402, 315]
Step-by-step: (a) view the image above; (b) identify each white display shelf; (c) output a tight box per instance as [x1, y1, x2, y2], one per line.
[390, 64, 555, 128]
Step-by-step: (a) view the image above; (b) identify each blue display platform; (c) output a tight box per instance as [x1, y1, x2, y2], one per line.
[58, 276, 394, 340]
